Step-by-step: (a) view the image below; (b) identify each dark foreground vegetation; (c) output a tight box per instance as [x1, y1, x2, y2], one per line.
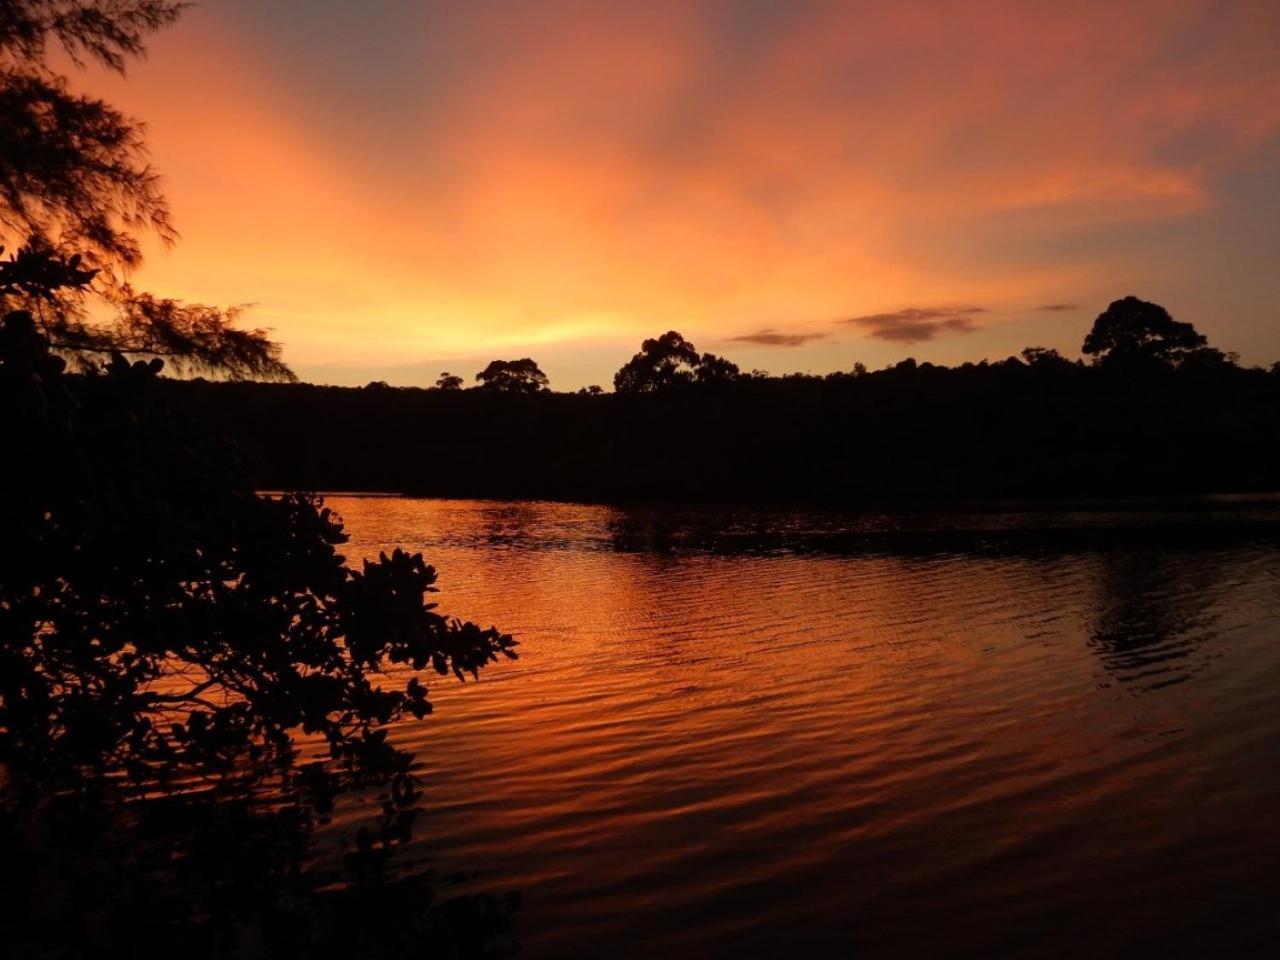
[157, 310, 1280, 504]
[1, 5, 517, 957]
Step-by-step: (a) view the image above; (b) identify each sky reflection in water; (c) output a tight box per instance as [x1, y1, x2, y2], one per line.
[327, 497, 1280, 958]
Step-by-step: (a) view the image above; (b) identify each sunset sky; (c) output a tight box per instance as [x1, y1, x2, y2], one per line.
[79, 0, 1280, 388]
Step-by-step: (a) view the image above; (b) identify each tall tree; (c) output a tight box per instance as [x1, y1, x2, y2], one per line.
[613, 330, 741, 392]
[613, 330, 701, 392]
[1082, 296, 1224, 369]
[0, 1, 291, 379]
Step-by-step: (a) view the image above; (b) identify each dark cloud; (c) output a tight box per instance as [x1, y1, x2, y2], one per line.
[841, 306, 985, 344]
[728, 328, 830, 347]
[1037, 303, 1079, 312]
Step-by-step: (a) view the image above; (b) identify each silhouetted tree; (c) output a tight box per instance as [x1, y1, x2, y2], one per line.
[475, 357, 549, 393]
[0, 259, 517, 809]
[1082, 296, 1225, 369]
[1, 8, 518, 953]
[613, 330, 700, 392]
[0, 256, 519, 954]
[1021, 346, 1073, 368]
[578, 384, 603, 395]
[695, 351, 742, 384]
[614, 331, 741, 392]
[0, 2, 290, 379]
[436, 371, 464, 390]
[0, 1, 182, 266]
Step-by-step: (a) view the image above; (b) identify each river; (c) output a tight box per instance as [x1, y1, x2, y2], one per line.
[325, 496, 1280, 958]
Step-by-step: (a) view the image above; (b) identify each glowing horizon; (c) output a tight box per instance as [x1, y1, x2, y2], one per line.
[72, 0, 1280, 388]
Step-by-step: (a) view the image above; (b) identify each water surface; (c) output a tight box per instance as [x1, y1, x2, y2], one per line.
[328, 497, 1280, 958]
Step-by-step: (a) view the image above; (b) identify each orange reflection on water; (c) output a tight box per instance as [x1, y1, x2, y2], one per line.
[324, 497, 1280, 958]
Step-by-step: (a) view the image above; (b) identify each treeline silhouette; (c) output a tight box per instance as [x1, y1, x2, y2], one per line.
[145, 299, 1280, 504]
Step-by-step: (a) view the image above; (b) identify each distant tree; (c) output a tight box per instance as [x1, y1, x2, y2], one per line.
[365, 379, 391, 390]
[828, 362, 868, 381]
[475, 357, 549, 393]
[0, 2, 290, 379]
[1081, 296, 1223, 369]
[614, 330, 700, 392]
[694, 351, 741, 384]
[1021, 346, 1075, 369]
[578, 384, 604, 395]
[613, 331, 742, 392]
[436, 371, 464, 390]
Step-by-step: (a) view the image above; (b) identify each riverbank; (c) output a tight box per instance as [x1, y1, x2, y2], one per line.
[127, 361, 1280, 505]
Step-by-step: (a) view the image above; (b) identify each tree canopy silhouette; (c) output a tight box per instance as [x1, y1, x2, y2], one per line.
[1, 258, 522, 960]
[476, 357, 549, 393]
[695, 349, 742, 384]
[157, 299, 1280, 504]
[1082, 296, 1225, 369]
[613, 330, 741, 392]
[1, 7, 520, 953]
[0, 1, 291, 379]
[436, 370, 463, 390]
[0, 253, 517, 813]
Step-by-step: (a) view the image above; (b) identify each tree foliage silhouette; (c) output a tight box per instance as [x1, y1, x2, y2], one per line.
[1082, 296, 1223, 369]
[0, 1, 291, 379]
[436, 370, 464, 390]
[613, 330, 741, 392]
[1021, 345, 1074, 369]
[476, 357, 549, 393]
[1, 7, 520, 954]
[161, 299, 1280, 504]
[695, 350, 742, 384]
[1, 255, 520, 955]
[1, 255, 517, 811]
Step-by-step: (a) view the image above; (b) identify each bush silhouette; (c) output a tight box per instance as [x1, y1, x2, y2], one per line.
[1, 273, 520, 953]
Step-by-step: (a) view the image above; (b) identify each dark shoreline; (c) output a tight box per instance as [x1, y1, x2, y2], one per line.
[138, 359, 1280, 509]
[309, 491, 1280, 560]
[302, 488, 1280, 513]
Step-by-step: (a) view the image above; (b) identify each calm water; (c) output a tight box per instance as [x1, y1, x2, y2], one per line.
[327, 497, 1280, 958]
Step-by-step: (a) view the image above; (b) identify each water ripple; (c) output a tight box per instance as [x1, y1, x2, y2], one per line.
[326, 497, 1280, 958]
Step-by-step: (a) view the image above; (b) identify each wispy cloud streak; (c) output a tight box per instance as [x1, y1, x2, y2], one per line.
[842, 307, 985, 343]
[728, 328, 830, 347]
